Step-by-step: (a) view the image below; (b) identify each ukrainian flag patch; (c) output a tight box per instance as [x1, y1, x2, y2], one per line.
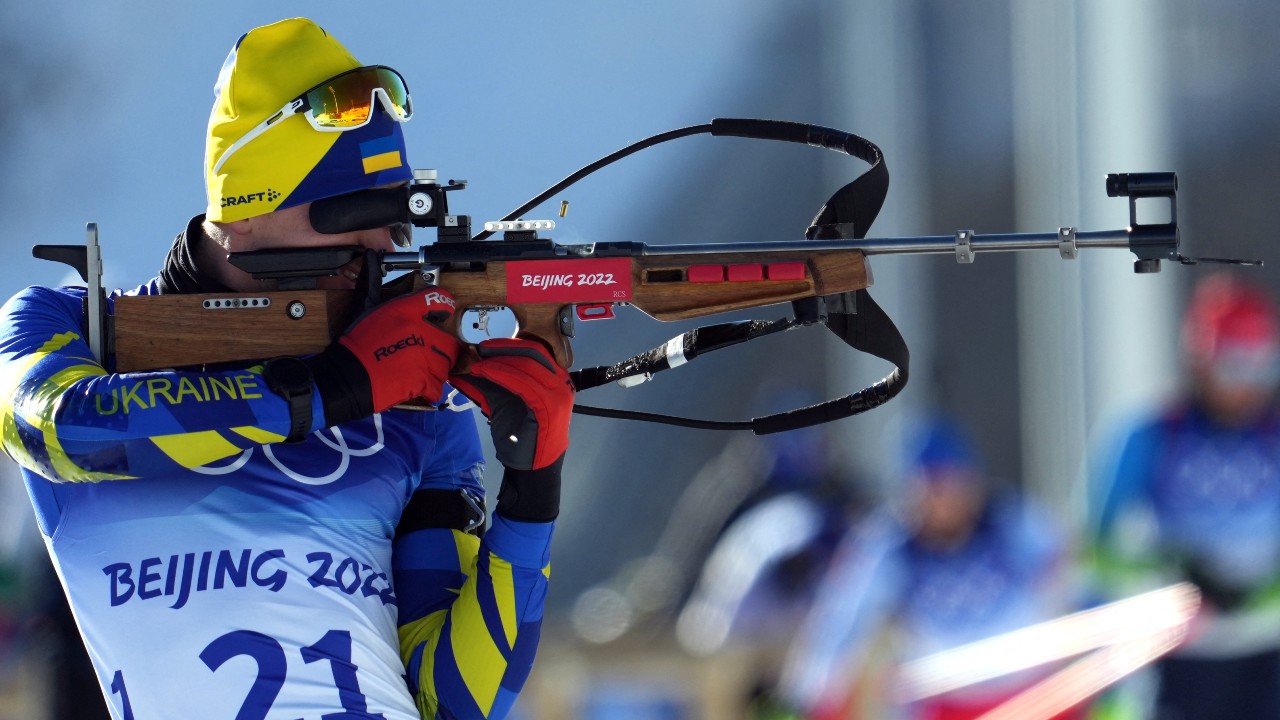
[360, 135, 404, 174]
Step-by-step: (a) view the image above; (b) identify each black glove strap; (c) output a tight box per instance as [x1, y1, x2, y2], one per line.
[303, 344, 374, 428]
[263, 357, 315, 443]
[496, 455, 564, 523]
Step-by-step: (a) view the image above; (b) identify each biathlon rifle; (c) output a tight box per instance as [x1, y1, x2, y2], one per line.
[31, 118, 1259, 434]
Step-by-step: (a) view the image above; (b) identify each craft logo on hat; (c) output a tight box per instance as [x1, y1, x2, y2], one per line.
[205, 18, 412, 222]
[220, 188, 281, 210]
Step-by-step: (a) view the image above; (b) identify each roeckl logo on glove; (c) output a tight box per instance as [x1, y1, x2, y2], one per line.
[423, 292, 456, 310]
[373, 334, 425, 361]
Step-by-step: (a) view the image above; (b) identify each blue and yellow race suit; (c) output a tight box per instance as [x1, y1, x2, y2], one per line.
[0, 280, 550, 719]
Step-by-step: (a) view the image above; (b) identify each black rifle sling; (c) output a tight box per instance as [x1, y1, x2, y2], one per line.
[569, 318, 795, 392]
[570, 119, 909, 433]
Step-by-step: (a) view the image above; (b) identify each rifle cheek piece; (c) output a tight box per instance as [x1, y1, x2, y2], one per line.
[308, 177, 471, 246]
[309, 187, 412, 235]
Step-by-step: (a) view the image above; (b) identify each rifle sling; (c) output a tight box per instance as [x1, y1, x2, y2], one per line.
[569, 318, 796, 389]
[568, 118, 907, 433]
[569, 288, 907, 434]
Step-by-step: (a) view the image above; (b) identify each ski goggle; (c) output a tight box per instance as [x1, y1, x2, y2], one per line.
[213, 65, 413, 174]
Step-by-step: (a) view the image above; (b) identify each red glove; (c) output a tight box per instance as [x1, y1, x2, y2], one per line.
[305, 289, 460, 424]
[449, 338, 574, 471]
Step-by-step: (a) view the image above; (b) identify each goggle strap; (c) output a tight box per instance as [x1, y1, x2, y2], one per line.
[212, 100, 302, 175]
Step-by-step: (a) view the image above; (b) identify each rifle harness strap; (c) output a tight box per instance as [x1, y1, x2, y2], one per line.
[567, 119, 909, 433]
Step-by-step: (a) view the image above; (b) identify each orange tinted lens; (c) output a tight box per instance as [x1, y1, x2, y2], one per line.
[305, 67, 410, 128]
[372, 68, 411, 118]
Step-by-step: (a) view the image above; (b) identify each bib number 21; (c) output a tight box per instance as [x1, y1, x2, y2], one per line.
[113, 629, 386, 719]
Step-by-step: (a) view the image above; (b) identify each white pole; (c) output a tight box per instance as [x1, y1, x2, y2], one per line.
[1011, 1, 1088, 515]
[1014, 0, 1179, 525]
[1076, 0, 1180, 518]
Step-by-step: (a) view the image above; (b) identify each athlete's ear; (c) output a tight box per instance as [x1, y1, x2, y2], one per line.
[225, 219, 254, 237]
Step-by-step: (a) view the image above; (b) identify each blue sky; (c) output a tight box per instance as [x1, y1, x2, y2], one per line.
[3, 3, 789, 293]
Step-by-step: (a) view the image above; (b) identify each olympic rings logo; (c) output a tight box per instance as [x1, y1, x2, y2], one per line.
[191, 415, 387, 486]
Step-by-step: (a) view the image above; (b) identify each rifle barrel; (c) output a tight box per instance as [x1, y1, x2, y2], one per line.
[644, 229, 1134, 257]
[380, 227, 1142, 270]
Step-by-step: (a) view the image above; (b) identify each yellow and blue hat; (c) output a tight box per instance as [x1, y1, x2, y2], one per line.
[205, 18, 412, 222]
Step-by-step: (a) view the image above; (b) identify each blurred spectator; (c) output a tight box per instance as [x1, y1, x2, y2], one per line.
[673, 426, 864, 718]
[675, 424, 862, 657]
[564, 413, 864, 720]
[570, 389, 865, 648]
[775, 416, 1080, 720]
[1089, 272, 1280, 720]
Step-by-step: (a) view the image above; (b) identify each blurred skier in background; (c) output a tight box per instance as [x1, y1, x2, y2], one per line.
[674, 424, 865, 715]
[776, 415, 1081, 720]
[1090, 272, 1280, 720]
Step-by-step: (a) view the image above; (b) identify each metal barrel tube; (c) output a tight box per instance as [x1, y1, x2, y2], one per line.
[394, 228, 1141, 267]
[642, 229, 1133, 257]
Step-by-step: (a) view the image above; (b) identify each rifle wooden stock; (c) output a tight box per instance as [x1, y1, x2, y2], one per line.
[113, 291, 353, 372]
[111, 249, 869, 372]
